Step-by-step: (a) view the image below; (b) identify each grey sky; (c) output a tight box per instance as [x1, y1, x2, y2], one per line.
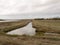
[0, 0, 60, 19]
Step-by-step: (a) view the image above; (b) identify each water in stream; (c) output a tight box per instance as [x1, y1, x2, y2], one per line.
[6, 22, 36, 36]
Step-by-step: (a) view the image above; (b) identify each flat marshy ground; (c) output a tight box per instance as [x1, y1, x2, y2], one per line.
[33, 20, 60, 33]
[0, 19, 31, 33]
[0, 19, 60, 45]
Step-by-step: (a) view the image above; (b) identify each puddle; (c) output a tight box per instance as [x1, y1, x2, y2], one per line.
[6, 22, 36, 36]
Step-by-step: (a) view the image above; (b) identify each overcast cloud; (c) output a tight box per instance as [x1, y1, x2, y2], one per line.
[0, 0, 60, 19]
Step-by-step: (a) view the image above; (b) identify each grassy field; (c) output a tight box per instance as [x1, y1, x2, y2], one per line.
[0, 20, 31, 33]
[0, 19, 60, 45]
[33, 20, 60, 33]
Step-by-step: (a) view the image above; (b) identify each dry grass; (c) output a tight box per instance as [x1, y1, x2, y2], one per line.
[0, 34, 60, 45]
[0, 19, 60, 45]
[32, 20, 60, 33]
[0, 20, 31, 33]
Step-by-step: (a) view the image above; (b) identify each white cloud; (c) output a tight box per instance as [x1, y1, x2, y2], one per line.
[0, 0, 32, 15]
[0, 0, 60, 15]
[0, 0, 60, 19]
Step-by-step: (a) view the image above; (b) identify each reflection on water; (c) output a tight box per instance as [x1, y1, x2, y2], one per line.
[0, 19, 19, 22]
[6, 22, 36, 36]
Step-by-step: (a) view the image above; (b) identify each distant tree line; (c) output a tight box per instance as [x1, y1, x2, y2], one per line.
[35, 17, 60, 20]
[34, 18, 45, 20]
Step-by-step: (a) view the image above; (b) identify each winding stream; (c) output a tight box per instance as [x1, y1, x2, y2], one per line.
[6, 22, 36, 36]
